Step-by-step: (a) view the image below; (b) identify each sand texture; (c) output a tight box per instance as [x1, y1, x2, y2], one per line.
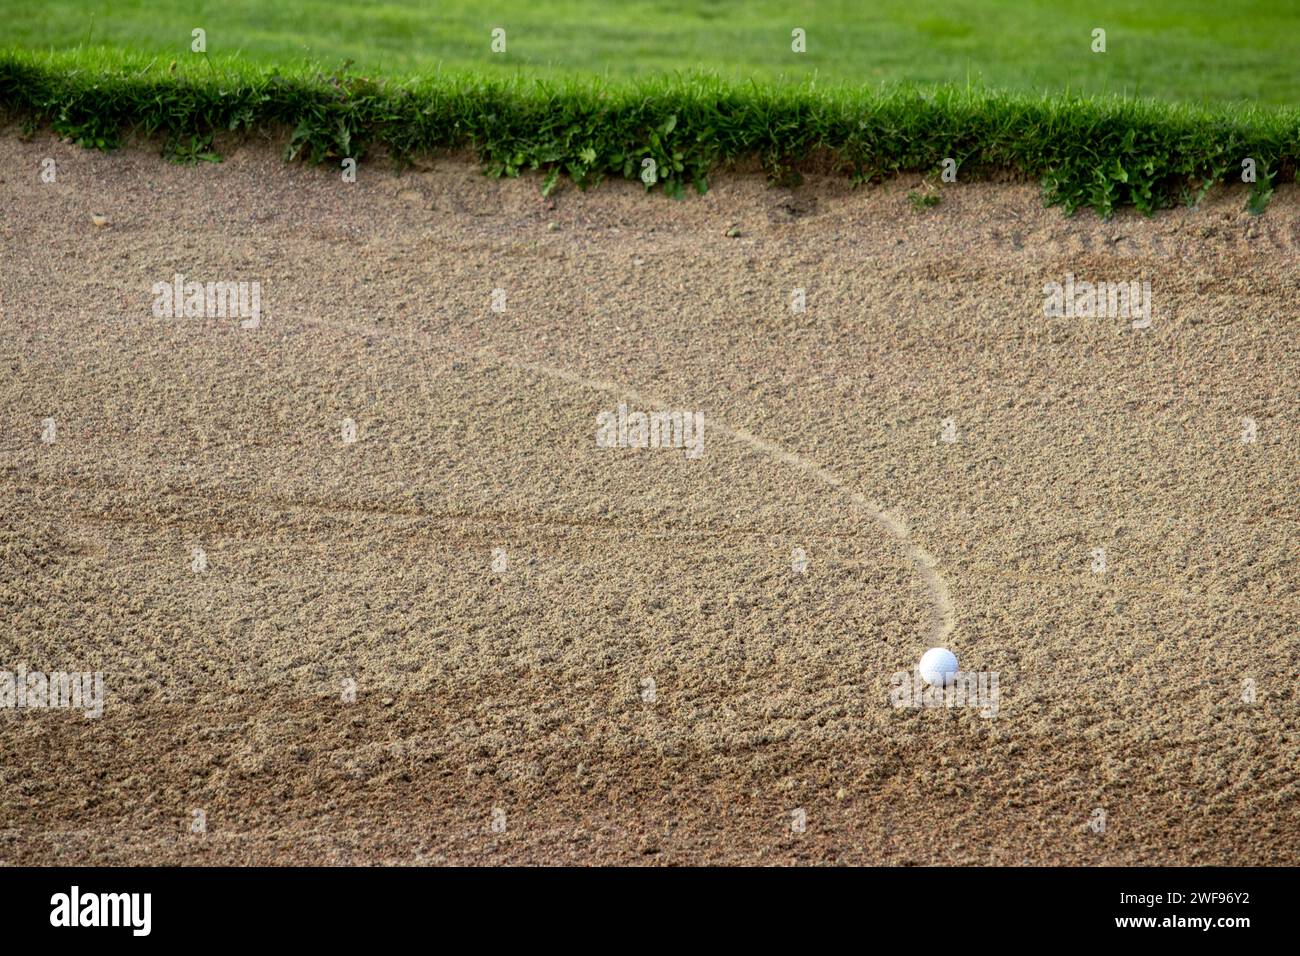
[1, 133, 1297, 864]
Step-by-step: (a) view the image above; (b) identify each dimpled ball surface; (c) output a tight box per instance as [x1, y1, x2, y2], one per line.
[919, 648, 959, 687]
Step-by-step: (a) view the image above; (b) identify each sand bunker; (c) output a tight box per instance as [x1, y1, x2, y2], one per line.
[1, 133, 1296, 864]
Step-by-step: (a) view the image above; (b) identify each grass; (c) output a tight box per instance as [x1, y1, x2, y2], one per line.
[3, 50, 1295, 216]
[2, 3, 1297, 215]
[6, 0, 1300, 105]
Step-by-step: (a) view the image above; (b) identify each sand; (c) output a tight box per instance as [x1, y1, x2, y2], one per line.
[1, 130, 1297, 865]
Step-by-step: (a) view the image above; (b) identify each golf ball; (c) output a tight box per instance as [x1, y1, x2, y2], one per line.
[918, 647, 958, 687]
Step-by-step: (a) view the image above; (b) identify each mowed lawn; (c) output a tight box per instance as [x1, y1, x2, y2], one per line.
[5, 0, 1299, 105]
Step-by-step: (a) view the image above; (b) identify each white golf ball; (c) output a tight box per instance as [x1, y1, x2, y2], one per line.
[918, 648, 958, 687]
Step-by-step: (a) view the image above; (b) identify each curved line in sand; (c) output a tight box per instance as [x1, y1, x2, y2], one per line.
[308, 318, 956, 647]
[482, 352, 957, 648]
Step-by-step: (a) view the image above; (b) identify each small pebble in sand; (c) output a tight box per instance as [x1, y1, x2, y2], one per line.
[91, 213, 109, 227]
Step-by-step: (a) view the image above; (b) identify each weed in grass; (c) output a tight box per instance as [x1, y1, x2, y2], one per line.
[1247, 165, 1276, 215]
[908, 190, 942, 210]
[50, 106, 119, 151]
[164, 133, 222, 164]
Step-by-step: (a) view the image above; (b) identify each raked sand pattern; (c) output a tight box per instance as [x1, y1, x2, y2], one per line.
[1, 133, 1297, 864]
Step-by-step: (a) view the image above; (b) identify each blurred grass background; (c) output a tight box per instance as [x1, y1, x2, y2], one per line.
[5, 0, 1299, 105]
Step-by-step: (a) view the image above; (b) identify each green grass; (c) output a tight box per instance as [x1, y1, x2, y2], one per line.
[3, 50, 1296, 216]
[5, 0, 1300, 105]
[2, 2, 1297, 215]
